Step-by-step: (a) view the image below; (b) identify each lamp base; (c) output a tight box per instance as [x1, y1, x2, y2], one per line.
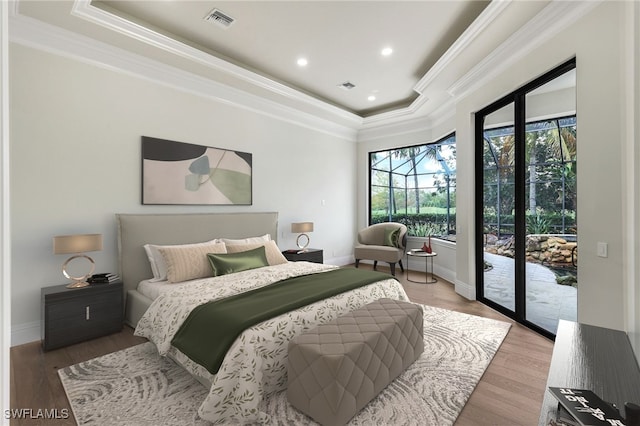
[66, 281, 90, 289]
[62, 254, 95, 289]
[296, 233, 310, 253]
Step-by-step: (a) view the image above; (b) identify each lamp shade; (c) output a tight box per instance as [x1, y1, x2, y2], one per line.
[291, 222, 313, 233]
[53, 234, 103, 254]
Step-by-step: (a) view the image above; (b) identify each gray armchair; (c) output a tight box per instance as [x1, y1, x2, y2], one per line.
[354, 222, 407, 276]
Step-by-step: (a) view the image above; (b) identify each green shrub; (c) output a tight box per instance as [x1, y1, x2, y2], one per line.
[371, 213, 455, 237]
[527, 214, 550, 234]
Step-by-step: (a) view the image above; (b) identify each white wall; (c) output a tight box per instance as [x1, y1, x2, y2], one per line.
[9, 44, 357, 345]
[455, 2, 629, 330]
[357, 2, 640, 349]
[1, 0, 11, 417]
[623, 0, 640, 354]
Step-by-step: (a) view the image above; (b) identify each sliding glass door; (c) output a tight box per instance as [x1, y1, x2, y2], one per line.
[476, 59, 577, 338]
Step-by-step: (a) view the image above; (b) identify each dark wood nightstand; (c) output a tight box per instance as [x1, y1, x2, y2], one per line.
[282, 249, 323, 264]
[41, 282, 123, 351]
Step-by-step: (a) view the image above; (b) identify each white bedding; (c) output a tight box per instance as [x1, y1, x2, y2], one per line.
[138, 278, 206, 300]
[137, 279, 167, 300]
[134, 261, 409, 424]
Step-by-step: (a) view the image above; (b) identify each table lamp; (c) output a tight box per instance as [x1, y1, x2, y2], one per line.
[291, 222, 313, 253]
[53, 233, 103, 288]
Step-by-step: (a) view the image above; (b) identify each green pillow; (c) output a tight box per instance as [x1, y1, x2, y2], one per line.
[207, 246, 269, 277]
[383, 227, 400, 247]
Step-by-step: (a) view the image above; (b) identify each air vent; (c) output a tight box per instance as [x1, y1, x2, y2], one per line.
[204, 8, 235, 28]
[338, 81, 356, 90]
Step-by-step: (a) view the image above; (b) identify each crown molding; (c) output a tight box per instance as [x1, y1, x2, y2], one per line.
[358, 112, 432, 143]
[361, 93, 429, 127]
[358, 95, 456, 143]
[9, 11, 359, 141]
[413, 0, 512, 95]
[70, 0, 361, 127]
[447, 0, 602, 99]
[361, 1, 511, 130]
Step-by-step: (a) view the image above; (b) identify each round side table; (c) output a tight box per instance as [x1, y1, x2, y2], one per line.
[406, 249, 437, 284]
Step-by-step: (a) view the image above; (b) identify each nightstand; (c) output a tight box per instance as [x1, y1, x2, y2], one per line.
[41, 282, 123, 351]
[282, 249, 323, 264]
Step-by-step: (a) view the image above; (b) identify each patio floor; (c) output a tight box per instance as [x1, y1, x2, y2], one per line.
[483, 252, 577, 334]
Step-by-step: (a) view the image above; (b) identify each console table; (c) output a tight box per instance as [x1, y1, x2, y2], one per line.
[538, 320, 640, 425]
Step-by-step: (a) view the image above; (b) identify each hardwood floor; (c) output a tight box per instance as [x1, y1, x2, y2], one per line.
[10, 265, 554, 425]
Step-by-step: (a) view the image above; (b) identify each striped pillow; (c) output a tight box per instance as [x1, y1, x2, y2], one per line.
[158, 241, 227, 283]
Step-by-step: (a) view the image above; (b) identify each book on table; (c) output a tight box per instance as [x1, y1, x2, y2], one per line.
[548, 387, 626, 426]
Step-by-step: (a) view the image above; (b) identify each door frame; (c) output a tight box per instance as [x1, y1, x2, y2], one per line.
[474, 58, 576, 339]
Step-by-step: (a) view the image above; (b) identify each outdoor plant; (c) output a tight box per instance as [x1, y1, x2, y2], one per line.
[407, 222, 429, 237]
[527, 213, 550, 234]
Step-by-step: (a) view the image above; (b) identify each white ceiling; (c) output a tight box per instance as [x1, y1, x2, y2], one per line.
[15, 0, 495, 118]
[12, 0, 590, 136]
[91, 1, 490, 116]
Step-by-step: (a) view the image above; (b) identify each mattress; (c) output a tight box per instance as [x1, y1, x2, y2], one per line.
[137, 279, 169, 300]
[137, 278, 206, 300]
[135, 262, 410, 424]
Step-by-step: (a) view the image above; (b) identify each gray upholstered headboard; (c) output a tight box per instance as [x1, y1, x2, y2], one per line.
[116, 212, 279, 297]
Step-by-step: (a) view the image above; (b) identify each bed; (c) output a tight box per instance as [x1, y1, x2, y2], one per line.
[116, 212, 410, 424]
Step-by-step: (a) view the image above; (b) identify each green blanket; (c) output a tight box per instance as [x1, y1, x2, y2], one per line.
[171, 268, 391, 374]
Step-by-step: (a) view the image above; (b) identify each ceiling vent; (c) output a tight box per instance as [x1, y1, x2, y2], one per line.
[204, 8, 235, 29]
[338, 81, 356, 90]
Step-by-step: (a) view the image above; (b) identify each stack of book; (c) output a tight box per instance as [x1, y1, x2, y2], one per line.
[88, 273, 120, 284]
[549, 387, 626, 426]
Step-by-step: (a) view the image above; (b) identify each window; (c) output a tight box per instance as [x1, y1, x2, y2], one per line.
[369, 133, 456, 240]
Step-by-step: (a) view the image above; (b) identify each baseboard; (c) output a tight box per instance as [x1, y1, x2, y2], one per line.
[11, 320, 40, 347]
[433, 264, 456, 285]
[455, 279, 476, 300]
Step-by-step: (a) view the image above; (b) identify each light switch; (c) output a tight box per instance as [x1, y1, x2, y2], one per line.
[597, 242, 608, 258]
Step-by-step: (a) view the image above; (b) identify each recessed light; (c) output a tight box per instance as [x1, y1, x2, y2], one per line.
[381, 47, 393, 56]
[368, 95, 376, 102]
[297, 58, 308, 67]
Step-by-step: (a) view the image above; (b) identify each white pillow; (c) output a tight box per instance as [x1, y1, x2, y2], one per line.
[220, 234, 271, 245]
[158, 241, 227, 283]
[144, 239, 220, 282]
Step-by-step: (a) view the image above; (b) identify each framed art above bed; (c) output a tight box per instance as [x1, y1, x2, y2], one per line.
[141, 136, 252, 205]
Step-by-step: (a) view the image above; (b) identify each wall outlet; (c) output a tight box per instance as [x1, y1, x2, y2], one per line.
[597, 242, 608, 258]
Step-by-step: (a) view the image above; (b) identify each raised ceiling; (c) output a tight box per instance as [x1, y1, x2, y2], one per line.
[14, 0, 585, 134]
[13, 0, 485, 118]
[91, 1, 490, 116]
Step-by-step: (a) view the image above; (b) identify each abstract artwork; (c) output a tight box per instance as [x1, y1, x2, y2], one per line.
[142, 136, 252, 205]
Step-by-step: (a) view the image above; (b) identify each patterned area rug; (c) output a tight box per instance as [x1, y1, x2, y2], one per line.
[59, 304, 510, 425]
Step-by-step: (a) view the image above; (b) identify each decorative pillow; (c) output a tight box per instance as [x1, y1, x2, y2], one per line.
[143, 244, 163, 280]
[220, 234, 271, 245]
[158, 241, 227, 283]
[225, 240, 288, 266]
[207, 246, 269, 277]
[144, 239, 220, 281]
[383, 227, 400, 247]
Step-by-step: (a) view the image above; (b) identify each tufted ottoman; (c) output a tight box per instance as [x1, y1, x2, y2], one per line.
[286, 298, 424, 425]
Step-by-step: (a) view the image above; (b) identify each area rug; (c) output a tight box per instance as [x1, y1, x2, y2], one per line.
[59, 304, 510, 425]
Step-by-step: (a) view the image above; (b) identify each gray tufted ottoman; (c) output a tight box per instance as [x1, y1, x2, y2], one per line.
[286, 298, 424, 425]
